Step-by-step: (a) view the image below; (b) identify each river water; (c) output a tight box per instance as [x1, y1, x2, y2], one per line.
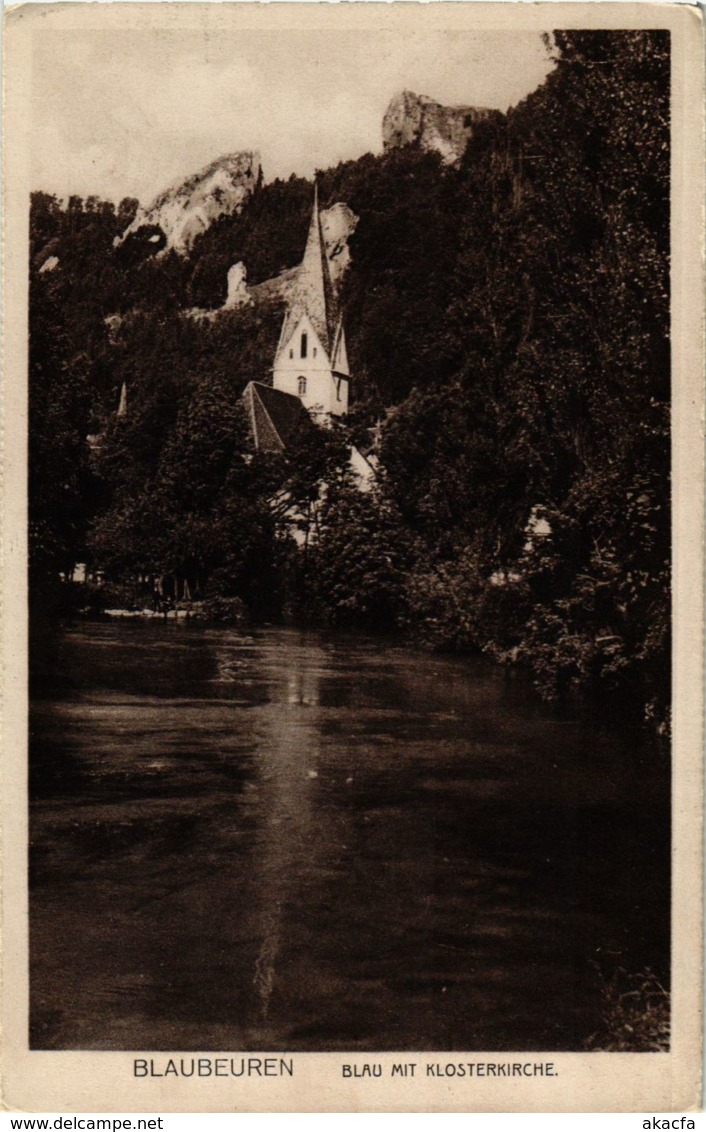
[29, 622, 669, 1051]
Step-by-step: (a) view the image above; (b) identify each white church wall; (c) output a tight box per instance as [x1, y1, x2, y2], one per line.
[273, 312, 349, 417]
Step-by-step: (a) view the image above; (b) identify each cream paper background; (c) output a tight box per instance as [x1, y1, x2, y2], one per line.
[2, 2, 703, 1113]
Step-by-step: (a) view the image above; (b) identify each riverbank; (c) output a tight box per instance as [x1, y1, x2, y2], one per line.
[31, 578, 671, 747]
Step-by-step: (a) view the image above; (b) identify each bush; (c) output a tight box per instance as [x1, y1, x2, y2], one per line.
[402, 555, 484, 651]
[584, 966, 670, 1051]
[201, 594, 249, 626]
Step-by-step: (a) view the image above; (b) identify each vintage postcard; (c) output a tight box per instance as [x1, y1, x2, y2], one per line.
[2, 1, 703, 1114]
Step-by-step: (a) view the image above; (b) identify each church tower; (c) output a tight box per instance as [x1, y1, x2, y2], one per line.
[272, 185, 349, 422]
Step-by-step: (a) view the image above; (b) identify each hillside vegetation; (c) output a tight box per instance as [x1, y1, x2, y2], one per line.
[29, 31, 670, 732]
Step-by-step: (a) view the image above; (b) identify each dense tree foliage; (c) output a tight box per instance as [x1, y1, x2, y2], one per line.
[28, 30, 670, 729]
[380, 30, 670, 725]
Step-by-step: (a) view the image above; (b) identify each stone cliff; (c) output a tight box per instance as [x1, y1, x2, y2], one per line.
[116, 151, 261, 255]
[319, 203, 359, 290]
[382, 90, 492, 165]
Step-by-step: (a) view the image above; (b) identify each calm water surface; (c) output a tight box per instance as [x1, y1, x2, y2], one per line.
[30, 622, 669, 1050]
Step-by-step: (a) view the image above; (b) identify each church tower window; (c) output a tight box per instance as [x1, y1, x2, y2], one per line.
[300, 332, 308, 359]
[298, 376, 307, 396]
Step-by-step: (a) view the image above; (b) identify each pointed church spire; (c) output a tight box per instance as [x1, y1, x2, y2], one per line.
[271, 181, 350, 420]
[278, 182, 336, 354]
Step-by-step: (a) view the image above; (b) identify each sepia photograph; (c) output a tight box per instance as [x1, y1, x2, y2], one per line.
[2, 1, 703, 1114]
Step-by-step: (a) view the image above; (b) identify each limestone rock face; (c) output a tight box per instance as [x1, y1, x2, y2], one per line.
[39, 255, 60, 274]
[320, 202, 359, 290]
[382, 90, 491, 165]
[224, 262, 253, 309]
[117, 151, 261, 255]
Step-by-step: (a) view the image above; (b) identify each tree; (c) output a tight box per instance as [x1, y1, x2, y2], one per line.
[379, 30, 670, 723]
[307, 482, 414, 630]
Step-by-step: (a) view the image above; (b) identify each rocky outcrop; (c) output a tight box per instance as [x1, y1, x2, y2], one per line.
[116, 151, 261, 255]
[382, 90, 492, 165]
[320, 202, 358, 289]
[39, 255, 60, 274]
[224, 262, 253, 309]
[33, 237, 62, 275]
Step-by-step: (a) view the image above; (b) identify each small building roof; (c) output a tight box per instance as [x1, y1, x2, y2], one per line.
[243, 381, 313, 454]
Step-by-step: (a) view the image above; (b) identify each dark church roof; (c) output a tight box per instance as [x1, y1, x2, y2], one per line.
[243, 381, 313, 454]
